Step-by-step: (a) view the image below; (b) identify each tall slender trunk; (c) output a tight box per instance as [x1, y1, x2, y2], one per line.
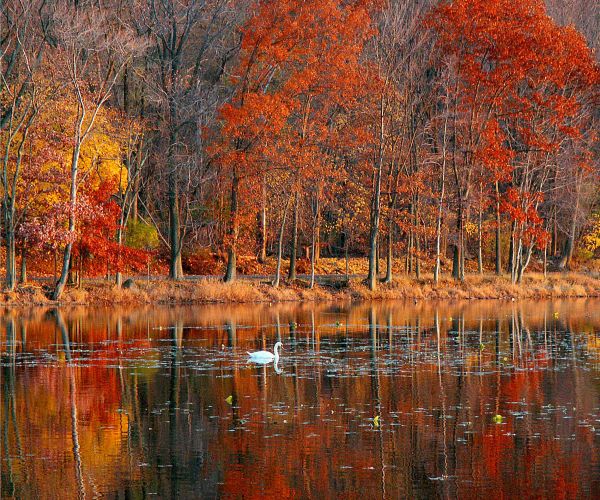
[477, 192, 483, 275]
[258, 175, 267, 263]
[407, 226, 413, 274]
[452, 203, 463, 280]
[344, 229, 349, 280]
[375, 235, 380, 275]
[385, 220, 393, 283]
[414, 198, 420, 279]
[19, 243, 26, 284]
[273, 193, 293, 288]
[495, 181, 501, 275]
[368, 95, 385, 291]
[53, 140, 82, 300]
[559, 183, 580, 270]
[224, 168, 239, 282]
[168, 98, 182, 280]
[4, 225, 16, 291]
[507, 220, 516, 275]
[434, 120, 448, 284]
[310, 194, 320, 289]
[543, 243, 547, 277]
[288, 192, 299, 281]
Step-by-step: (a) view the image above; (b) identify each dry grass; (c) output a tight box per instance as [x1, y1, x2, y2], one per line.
[348, 272, 600, 301]
[0, 271, 598, 306]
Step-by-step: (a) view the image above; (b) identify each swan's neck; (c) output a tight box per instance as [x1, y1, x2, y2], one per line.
[274, 344, 280, 361]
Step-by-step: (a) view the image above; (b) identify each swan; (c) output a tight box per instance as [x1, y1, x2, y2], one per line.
[247, 342, 283, 364]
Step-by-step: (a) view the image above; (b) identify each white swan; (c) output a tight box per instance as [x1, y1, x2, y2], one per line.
[247, 341, 283, 364]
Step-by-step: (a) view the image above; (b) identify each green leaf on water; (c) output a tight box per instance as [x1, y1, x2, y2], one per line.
[225, 395, 233, 405]
[493, 414, 503, 424]
[373, 415, 380, 428]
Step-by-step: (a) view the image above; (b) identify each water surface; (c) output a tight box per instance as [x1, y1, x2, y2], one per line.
[2, 299, 599, 498]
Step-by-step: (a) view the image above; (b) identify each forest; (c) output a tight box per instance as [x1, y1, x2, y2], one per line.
[1, 0, 599, 299]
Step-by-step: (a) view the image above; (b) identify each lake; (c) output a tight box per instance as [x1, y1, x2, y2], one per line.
[1, 299, 599, 499]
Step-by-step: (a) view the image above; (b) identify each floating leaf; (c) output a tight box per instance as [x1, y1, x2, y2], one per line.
[492, 414, 503, 424]
[225, 395, 233, 405]
[373, 415, 380, 428]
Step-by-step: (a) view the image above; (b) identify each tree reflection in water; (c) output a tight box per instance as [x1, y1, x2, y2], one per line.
[1, 299, 599, 498]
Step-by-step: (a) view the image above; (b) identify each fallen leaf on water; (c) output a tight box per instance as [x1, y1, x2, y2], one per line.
[225, 395, 233, 405]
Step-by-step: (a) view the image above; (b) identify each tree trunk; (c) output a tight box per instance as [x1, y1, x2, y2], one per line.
[543, 244, 547, 277]
[434, 180, 445, 284]
[258, 175, 267, 263]
[273, 193, 293, 288]
[452, 243, 460, 280]
[53, 140, 82, 301]
[559, 192, 579, 270]
[507, 220, 516, 275]
[314, 213, 320, 262]
[478, 203, 483, 275]
[452, 204, 462, 280]
[4, 225, 16, 291]
[344, 230, 349, 280]
[5, 228, 17, 292]
[495, 182, 501, 275]
[385, 220, 393, 283]
[367, 95, 385, 291]
[310, 191, 320, 289]
[414, 200, 420, 279]
[19, 243, 26, 284]
[288, 192, 299, 281]
[115, 223, 123, 287]
[224, 168, 239, 282]
[375, 235, 380, 275]
[168, 100, 182, 280]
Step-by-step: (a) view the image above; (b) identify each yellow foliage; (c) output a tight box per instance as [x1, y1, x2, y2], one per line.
[582, 213, 600, 253]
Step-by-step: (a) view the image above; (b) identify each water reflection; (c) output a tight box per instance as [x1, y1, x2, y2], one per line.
[1, 299, 599, 498]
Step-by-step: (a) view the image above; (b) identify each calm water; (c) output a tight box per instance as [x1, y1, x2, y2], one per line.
[1, 299, 599, 499]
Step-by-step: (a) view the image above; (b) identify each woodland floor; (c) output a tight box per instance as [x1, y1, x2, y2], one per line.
[1, 269, 600, 306]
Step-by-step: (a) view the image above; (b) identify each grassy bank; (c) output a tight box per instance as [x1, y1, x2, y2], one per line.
[1, 272, 599, 306]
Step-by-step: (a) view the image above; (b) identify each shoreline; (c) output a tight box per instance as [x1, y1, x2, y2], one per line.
[1, 272, 599, 306]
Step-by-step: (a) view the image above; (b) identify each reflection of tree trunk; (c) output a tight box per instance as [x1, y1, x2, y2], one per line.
[226, 319, 236, 348]
[3, 317, 24, 496]
[434, 310, 449, 480]
[169, 320, 182, 499]
[53, 310, 85, 497]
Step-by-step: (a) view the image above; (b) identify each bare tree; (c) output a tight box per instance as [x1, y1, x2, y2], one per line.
[51, 1, 140, 300]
